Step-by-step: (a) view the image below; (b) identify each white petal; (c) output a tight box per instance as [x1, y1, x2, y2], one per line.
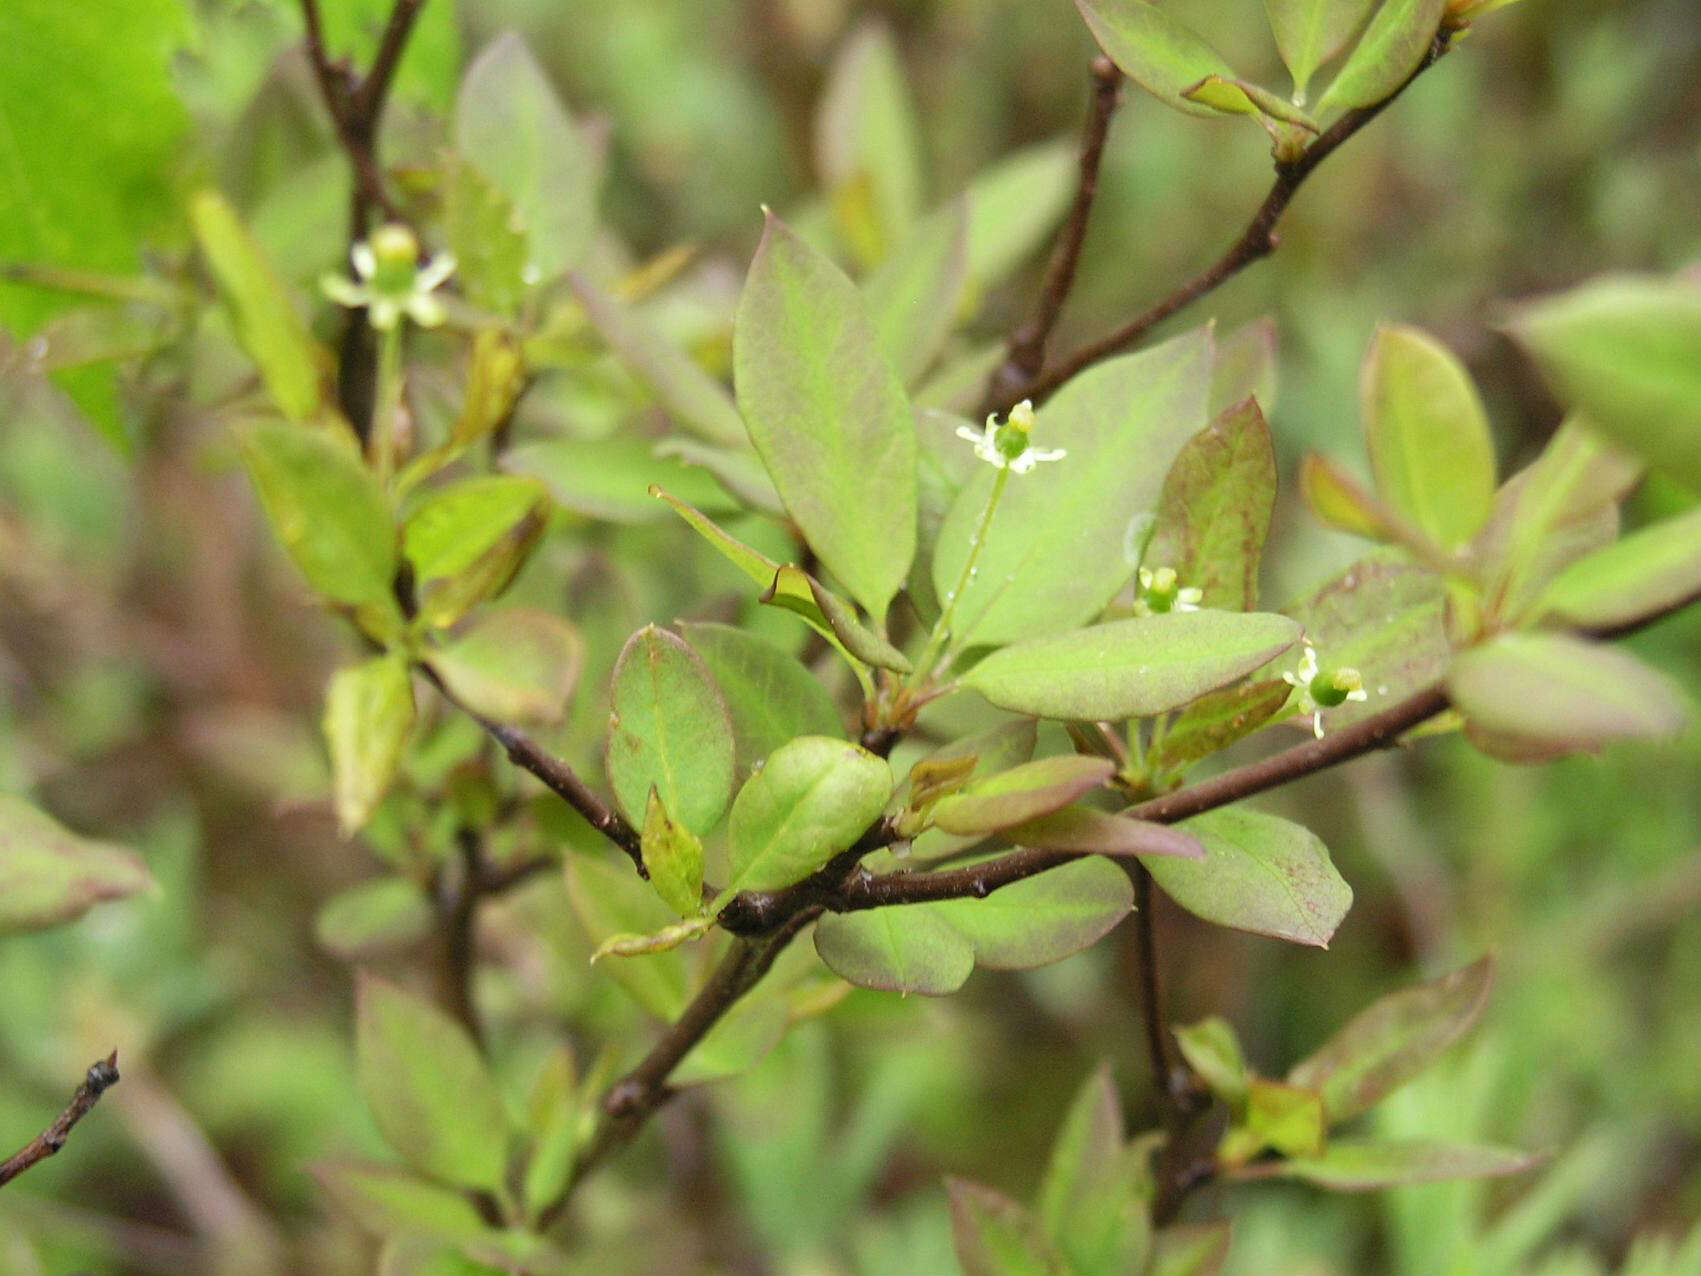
[369, 298, 401, 330]
[320, 274, 370, 308]
[351, 242, 377, 281]
[417, 254, 457, 290]
[407, 294, 446, 328]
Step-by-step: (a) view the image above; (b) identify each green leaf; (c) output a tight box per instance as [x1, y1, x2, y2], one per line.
[565, 855, 688, 1018]
[864, 201, 969, 386]
[189, 191, 325, 422]
[931, 755, 1115, 836]
[679, 622, 844, 774]
[591, 914, 714, 962]
[815, 21, 925, 265]
[1272, 1139, 1540, 1190]
[1299, 452, 1399, 541]
[641, 789, 706, 917]
[931, 855, 1134, 970]
[1245, 1080, 1326, 1157]
[314, 1162, 493, 1246]
[441, 155, 529, 317]
[356, 974, 508, 1191]
[961, 611, 1302, 721]
[765, 565, 914, 672]
[1175, 1017, 1250, 1106]
[455, 33, 600, 282]
[1265, 0, 1377, 100]
[1148, 1222, 1232, 1276]
[1315, 0, 1444, 115]
[933, 328, 1214, 646]
[1146, 398, 1278, 612]
[1283, 554, 1448, 731]
[324, 654, 416, 837]
[900, 721, 1039, 862]
[606, 626, 735, 835]
[521, 1047, 579, 1221]
[568, 272, 748, 448]
[1472, 417, 1639, 624]
[1037, 1068, 1153, 1276]
[947, 1178, 1065, 1276]
[651, 486, 780, 587]
[723, 736, 892, 895]
[428, 609, 584, 727]
[1003, 808, 1205, 859]
[1508, 277, 1701, 490]
[813, 906, 976, 996]
[0, 795, 152, 934]
[397, 330, 529, 493]
[1074, 0, 1238, 117]
[505, 436, 732, 525]
[240, 422, 398, 612]
[403, 476, 549, 627]
[1210, 317, 1279, 418]
[1538, 506, 1701, 629]
[314, 877, 435, 959]
[1148, 808, 1352, 946]
[960, 139, 1078, 292]
[1361, 324, 1496, 551]
[1289, 955, 1494, 1123]
[1447, 633, 1688, 757]
[1151, 680, 1292, 774]
[734, 212, 917, 622]
[1182, 76, 1322, 133]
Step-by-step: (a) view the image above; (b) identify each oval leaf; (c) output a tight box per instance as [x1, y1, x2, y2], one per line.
[1075, 0, 1237, 117]
[1147, 807, 1352, 946]
[606, 626, 735, 835]
[641, 789, 706, 918]
[0, 796, 152, 934]
[814, 905, 976, 996]
[1361, 324, 1495, 551]
[864, 200, 969, 386]
[403, 475, 549, 628]
[1315, 0, 1445, 115]
[1537, 505, 1701, 629]
[679, 621, 844, 775]
[356, 973, 508, 1192]
[1266, 0, 1378, 100]
[962, 610, 1302, 720]
[733, 212, 917, 622]
[1007, 808, 1205, 859]
[932, 855, 1134, 969]
[724, 736, 893, 895]
[324, 653, 416, 836]
[931, 755, 1114, 836]
[1273, 1139, 1540, 1190]
[428, 608, 584, 727]
[1447, 633, 1688, 754]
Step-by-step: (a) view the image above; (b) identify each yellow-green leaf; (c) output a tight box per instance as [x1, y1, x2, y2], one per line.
[324, 653, 415, 836]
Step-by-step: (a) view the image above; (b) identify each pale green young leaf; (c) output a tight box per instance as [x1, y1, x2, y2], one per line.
[933, 327, 1214, 646]
[679, 622, 844, 775]
[565, 855, 689, 1018]
[505, 436, 734, 525]
[324, 653, 415, 836]
[1182, 76, 1322, 133]
[568, 272, 748, 448]
[314, 877, 434, 959]
[591, 915, 715, 962]
[947, 1178, 1067, 1276]
[1299, 452, 1399, 541]
[1289, 955, 1494, 1123]
[441, 155, 529, 317]
[0, 795, 152, 934]
[651, 486, 779, 587]
[356, 973, 508, 1191]
[1272, 1139, 1540, 1190]
[1538, 505, 1701, 629]
[1508, 277, 1701, 490]
[313, 1162, 493, 1246]
[734, 212, 917, 621]
[1246, 1080, 1326, 1157]
[1003, 808, 1205, 859]
[1037, 1067, 1153, 1276]
[863, 200, 969, 386]
[961, 611, 1302, 721]
[1037, 1066, 1124, 1244]
[766, 565, 913, 672]
[1361, 324, 1496, 551]
[1146, 398, 1278, 612]
[1447, 633, 1688, 756]
[815, 21, 925, 265]
[1074, 0, 1238, 117]
[1175, 1017, 1251, 1106]
[397, 330, 528, 493]
[931, 755, 1115, 836]
[455, 33, 600, 282]
[641, 789, 706, 917]
[1148, 807, 1352, 946]
[814, 906, 976, 996]
[1315, 0, 1445, 115]
[901, 720, 1038, 862]
[723, 736, 892, 895]
[606, 626, 735, 834]
[403, 476, 550, 627]
[189, 191, 325, 422]
[931, 855, 1134, 971]
[428, 609, 584, 727]
[1266, 0, 1377, 100]
[960, 139, 1077, 292]
[240, 423, 397, 612]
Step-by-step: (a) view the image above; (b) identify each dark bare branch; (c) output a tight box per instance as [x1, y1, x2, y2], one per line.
[0, 1054, 121, 1189]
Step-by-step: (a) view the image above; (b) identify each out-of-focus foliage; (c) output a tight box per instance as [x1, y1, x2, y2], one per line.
[1, 1, 1698, 1274]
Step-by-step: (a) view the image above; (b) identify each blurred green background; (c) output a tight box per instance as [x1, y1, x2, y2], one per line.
[1, 1, 1699, 1272]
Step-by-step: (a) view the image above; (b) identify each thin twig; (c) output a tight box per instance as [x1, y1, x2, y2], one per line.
[1131, 864, 1180, 1101]
[353, 0, 428, 121]
[0, 1054, 120, 1189]
[980, 57, 1123, 413]
[989, 28, 1456, 417]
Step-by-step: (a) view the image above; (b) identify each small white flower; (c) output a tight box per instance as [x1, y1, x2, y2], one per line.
[321, 224, 456, 331]
[1134, 565, 1203, 616]
[955, 399, 1067, 474]
[1282, 641, 1368, 738]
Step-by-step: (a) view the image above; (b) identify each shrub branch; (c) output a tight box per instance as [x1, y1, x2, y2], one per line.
[0, 1053, 121, 1189]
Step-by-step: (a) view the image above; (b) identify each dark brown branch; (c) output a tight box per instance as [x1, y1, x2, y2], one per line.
[1131, 864, 1181, 1102]
[980, 57, 1123, 414]
[990, 28, 1456, 417]
[297, 0, 407, 224]
[485, 721, 643, 872]
[353, 0, 428, 121]
[0, 1054, 120, 1189]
